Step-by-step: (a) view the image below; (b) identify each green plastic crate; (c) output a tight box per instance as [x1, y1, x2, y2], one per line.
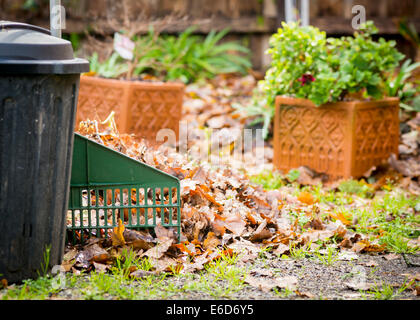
[67, 133, 181, 244]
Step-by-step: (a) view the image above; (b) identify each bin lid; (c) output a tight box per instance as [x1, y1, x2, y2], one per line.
[0, 21, 89, 74]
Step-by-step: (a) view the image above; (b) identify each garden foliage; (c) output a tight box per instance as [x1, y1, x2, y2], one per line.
[241, 21, 419, 138]
[263, 21, 404, 106]
[89, 27, 251, 84]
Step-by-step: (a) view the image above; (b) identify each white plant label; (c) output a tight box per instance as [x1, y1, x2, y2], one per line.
[114, 33, 135, 61]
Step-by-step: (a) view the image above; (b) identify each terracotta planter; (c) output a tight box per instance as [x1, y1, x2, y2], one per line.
[273, 96, 400, 180]
[76, 76, 185, 142]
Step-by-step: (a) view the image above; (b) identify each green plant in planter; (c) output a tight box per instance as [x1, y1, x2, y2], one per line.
[89, 52, 129, 79]
[385, 59, 420, 112]
[88, 28, 251, 84]
[139, 27, 252, 83]
[240, 21, 406, 138]
[131, 27, 164, 78]
[262, 21, 342, 107]
[263, 21, 404, 105]
[328, 22, 404, 100]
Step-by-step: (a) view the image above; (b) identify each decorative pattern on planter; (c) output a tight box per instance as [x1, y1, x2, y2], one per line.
[125, 84, 183, 142]
[273, 97, 400, 180]
[76, 78, 128, 128]
[275, 103, 351, 179]
[353, 104, 400, 178]
[76, 76, 184, 144]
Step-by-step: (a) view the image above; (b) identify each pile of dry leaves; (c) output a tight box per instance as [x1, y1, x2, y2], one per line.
[63, 75, 420, 279]
[389, 112, 420, 194]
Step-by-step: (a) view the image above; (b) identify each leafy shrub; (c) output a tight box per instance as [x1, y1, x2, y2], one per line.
[88, 28, 251, 84]
[385, 59, 420, 112]
[239, 21, 407, 138]
[262, 21, 338, 107]
[89, 52, 129, 79]
[263, 21, 404, 106]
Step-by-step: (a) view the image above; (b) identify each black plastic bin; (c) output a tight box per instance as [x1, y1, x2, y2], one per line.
[0, 21, 89, 283]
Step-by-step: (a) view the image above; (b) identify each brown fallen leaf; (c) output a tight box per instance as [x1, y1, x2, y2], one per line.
[61, 248, 78, 272]
[304, 217, 325, 231]
[330, 212, 352, 226]
[93, 262, 110, 273]
[182, 251, 211, 273]
[211, 219, 226, 237]
[143, 237, 174, 260]
[295, 290, 314, 299]
[295, 166, 327, 185]
[91, 252, 112, 264]
[63, 249, 78, 261]
[128, 238, 155, 251]
[389, 153, 416, 177]
[297, 192, 315, 205]
[228, 239, 260, 263]
[75, 243, 111, 269]
[352, 241, 367, 253]
[273, 243, 289, 255]
[353, 240, 385, 253]
[339, 238, 353, 249]
[154, 223, 178, 241]
[203, 232, 221, 250]
[223, 212, 246, 236]
[111, 219, 126, 246]
[249, 220, 272, 242]
[150, 255, 180, 273]
[301, 229, 334, 244]
[246, 212, 258, 225]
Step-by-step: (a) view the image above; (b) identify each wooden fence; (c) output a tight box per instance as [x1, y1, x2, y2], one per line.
[2, 0, 420, 69]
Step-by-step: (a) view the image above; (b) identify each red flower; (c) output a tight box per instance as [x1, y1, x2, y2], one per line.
[297, 74, 315, 86]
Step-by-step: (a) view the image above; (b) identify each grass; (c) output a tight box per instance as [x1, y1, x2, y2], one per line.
[273, 287, 295, 298]
[250, 170, 285, 190]
[0, 248, 247, 300]
[313, 247, 340, 266]
[353, 190, 420, 254]
[38, 244, 51, 278]
[337, 180, 374, 198]
[250, 169, 304, 190]
[288, 242, 312, 260]
[363, 281, 411, 300]
[0, 276, 61, 300]
[1, 176, 419, 300]
[254, 172, 419, 255]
